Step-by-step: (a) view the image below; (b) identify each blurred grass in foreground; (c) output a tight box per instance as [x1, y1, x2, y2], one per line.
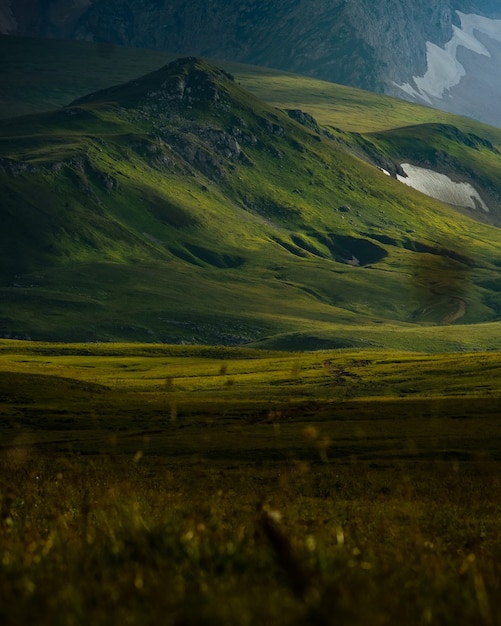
[1, 456, 501, 626]
[1, 340, 501, 624]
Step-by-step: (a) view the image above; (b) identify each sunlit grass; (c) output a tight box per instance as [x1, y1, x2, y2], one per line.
[1, 340, 501, 623]
[2, 340, 501, 398]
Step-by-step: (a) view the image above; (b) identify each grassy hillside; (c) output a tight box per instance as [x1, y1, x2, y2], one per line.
[3, 37, 501, 626]
[2, 42, 501, 346]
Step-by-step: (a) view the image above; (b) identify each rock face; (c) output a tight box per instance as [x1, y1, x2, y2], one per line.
[2, 1, 501, 124]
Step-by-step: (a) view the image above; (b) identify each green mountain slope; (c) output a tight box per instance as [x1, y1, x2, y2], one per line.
[2, 55, 501, 348]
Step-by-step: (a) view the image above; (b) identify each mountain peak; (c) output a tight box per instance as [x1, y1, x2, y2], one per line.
[71, 57, 235, 110]
[147, 56, 235, 107]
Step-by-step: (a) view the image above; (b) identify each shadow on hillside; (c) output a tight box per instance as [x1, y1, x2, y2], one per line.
[410, 236, 473, 324]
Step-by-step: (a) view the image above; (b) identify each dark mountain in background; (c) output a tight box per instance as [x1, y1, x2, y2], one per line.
[1, 0, 501, 126]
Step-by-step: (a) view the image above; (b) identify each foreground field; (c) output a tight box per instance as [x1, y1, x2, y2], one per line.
[1, 340, 501, 624]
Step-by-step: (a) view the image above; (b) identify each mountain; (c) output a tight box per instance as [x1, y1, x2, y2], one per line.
[2, 55, 501, 348]
[2, 1, 501, 126]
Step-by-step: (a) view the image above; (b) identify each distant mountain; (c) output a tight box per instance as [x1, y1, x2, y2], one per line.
[2, 56, 501, 346]
[2, 0, 501, 126]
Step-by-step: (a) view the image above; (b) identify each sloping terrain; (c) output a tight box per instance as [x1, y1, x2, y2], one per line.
[2, 55, 501, 347]
[2, 1, 501, 126]
[357, 122, 501, 225]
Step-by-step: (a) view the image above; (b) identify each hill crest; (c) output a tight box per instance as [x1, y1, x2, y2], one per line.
[71, 57, 236, 110]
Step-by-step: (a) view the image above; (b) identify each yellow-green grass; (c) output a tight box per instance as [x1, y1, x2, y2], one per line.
[2, 340, 501, 396]
[232, 69, 474, 133]
[2, 454, 501, 626]
[2, 340, 501, 463]
[2, 340, 501, 625]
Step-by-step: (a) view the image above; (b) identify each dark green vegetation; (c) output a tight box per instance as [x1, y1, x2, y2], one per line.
[2, 36, 501, 626]
[2, 340, 501, 625]
[4, 456, 501, 626]
[3, 35, 501, 626]
[2, 38, 501, 347]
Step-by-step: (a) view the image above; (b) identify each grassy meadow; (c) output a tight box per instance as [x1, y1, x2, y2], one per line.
[3, 36, 501, 624]
[2, 340, 501, 624]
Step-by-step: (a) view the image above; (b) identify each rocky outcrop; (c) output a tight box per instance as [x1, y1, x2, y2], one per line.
[69, 58, 265, 179]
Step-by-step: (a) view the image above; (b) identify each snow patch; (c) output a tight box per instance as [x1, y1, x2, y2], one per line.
[396, 163, 489, 212]
[395, 12, 501, 103]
